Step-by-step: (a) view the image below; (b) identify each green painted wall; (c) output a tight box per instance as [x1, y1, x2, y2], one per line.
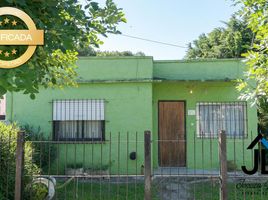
[76, 57, 153, 82]
[153, 59, 244, 81]
[152, 81, 257, 170]
[5, 57, 258, 174]
[6, 57, 156, 175]
[7, 82, 153, 174]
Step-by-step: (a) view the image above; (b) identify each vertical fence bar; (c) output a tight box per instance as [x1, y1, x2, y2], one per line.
[135, 131, 138, 200]
[219, 130, 227, 200]
[15, 131, 25, 200]
[144, 130, 151, 200]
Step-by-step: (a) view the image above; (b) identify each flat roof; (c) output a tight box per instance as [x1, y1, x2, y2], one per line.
[78, 56, 243, 63]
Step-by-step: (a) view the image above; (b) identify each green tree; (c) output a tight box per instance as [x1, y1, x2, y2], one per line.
[96, 50, 134, 56]
[0, 0, 126, 98]
[185, 16, 254, 59]
[77, 46, 146, 57]
[96, 50, 145, 57]
[256, 98, 268, 133]
[235, 0, 268, 104]
[77, 46, 97, 57]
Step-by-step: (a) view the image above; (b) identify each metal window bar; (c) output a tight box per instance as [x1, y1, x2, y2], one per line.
[52, 99, 105, 141]
[196, 101, 247, 138]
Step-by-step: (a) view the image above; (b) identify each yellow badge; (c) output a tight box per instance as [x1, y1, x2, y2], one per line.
[0, 7, 44, 68]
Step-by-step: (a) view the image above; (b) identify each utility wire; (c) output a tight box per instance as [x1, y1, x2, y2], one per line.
[117, 34, 188, 48]
[81, 0, 187, 48]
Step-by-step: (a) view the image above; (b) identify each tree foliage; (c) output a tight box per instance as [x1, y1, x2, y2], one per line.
[96, 50, 145, 57]
[78, 46, 145, 57]
[185, 16, 254, 59]
[0, 0, 126, 98]
[0, 122, 40, 199]
[235, 0, 268, 104]
[257, 98, 268, 133]
[78, 46, 98, 57]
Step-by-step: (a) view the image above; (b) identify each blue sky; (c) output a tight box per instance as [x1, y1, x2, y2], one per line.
[80, 0, 239, 60]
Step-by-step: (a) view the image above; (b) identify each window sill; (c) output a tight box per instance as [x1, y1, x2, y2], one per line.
[47, 140, 109, 144]
[196, 136, 248, 139]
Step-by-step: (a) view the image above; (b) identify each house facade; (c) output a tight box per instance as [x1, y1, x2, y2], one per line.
[6, 57, 257, 174]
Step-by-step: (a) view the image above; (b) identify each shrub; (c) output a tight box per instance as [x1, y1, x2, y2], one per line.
[22, 124, 57, 174]
[0, 122, 40, 199]
[227, 160, 237, 171]
[26, 183, 48, 200]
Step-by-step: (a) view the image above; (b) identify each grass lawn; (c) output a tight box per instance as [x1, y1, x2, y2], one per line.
[54, 180, 159, 200]
[35, 178, 268, 199]
[192, 181, 268, 200]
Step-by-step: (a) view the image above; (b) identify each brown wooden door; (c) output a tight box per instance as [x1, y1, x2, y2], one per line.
[158, 101, 186, 167]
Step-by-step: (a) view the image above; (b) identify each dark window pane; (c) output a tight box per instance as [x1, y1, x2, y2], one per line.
[53, 120, 104, 141]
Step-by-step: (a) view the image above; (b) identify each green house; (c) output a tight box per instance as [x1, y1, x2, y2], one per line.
[6, 57, 257, 174]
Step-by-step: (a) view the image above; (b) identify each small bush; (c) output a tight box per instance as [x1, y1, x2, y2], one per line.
[22, 124, 57, 173]
[0, 122, 40, 199]
[28, 183, 48, 200]
[227, 160, 237, 171]
[66, 162, 111, 171]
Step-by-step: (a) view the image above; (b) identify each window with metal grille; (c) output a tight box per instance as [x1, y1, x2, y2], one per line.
[52, 99, 105, 141]
[0, 95, 6, 121]
[196, 102, 247, 138]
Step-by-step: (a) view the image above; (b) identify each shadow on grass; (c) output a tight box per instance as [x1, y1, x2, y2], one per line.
[54, 179, 159, 200]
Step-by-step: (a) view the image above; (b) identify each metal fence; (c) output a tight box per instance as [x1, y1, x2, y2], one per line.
[152, 129, 268, 200]
[1, 130, 268, 200]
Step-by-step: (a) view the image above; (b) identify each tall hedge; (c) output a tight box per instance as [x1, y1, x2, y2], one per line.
[0, 122, 40, 200]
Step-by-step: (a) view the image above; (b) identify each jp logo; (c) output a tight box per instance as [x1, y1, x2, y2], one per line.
[242, 134, 268, 175]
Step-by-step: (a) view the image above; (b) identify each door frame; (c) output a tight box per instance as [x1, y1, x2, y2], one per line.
[157, 100, 187, 167]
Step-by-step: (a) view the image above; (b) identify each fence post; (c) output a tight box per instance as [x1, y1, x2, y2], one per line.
[15, 131, 25, 200]
[219, 130, 227, 200]
[144, 130, 151, 200]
